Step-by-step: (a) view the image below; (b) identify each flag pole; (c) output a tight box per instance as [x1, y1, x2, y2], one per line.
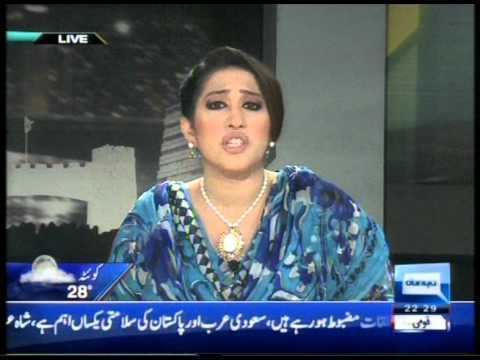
[25, 129, 28, 163]
[24, 115, 33, 164]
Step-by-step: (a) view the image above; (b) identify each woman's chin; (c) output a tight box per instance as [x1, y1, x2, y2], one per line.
[206, 157, 264, 177]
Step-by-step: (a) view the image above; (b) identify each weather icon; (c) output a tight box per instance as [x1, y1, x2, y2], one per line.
[20, 255, 76, 284]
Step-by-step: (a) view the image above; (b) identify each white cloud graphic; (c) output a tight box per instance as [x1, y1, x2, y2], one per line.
[20, 267, 76, 284]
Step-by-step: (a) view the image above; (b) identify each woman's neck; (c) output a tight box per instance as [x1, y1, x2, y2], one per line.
[201, 164, 266, 211]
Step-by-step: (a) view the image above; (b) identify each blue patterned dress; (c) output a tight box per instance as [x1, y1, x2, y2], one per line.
[107, 165, 393, 301]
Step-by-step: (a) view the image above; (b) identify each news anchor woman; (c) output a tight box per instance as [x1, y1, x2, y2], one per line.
[108, 47, 393, 301]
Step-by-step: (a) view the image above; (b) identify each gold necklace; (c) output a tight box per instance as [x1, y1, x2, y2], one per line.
[200, 171, 269, 262]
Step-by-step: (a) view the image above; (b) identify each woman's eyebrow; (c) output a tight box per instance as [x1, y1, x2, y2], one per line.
[240, 89, 262, 97]
[204, 89, 229, 97]
[204, 89, 262, 98]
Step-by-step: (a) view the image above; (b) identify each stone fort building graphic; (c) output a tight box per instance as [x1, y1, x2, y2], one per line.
[7, 105, 204, 234]
[7, 145, 137, 234]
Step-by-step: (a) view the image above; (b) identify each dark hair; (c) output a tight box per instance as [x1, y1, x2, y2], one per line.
[179, 46, 284, 142]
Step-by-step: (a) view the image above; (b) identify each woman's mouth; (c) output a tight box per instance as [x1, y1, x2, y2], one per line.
[222, 133, 249, 154]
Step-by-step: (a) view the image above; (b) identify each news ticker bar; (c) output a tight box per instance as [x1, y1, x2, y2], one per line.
[7, 31, 107, 45]
[6, 302, 474, 354]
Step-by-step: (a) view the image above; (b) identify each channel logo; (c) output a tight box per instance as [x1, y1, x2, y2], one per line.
[402, 272, 441, 296]
[395, 263, 450, 302]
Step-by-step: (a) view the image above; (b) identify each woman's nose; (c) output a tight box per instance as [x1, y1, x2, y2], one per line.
[227, 105, 245, 128]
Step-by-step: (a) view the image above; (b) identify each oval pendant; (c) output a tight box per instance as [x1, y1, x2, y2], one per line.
[218, 228, 244, 262]
[223, 232, 238, 253]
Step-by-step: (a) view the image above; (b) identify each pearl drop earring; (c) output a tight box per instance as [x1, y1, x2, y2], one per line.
[265, 141, 276, 157]
[188, 142, 198, 159]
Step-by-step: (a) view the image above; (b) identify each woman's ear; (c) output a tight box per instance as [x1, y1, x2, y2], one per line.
[180, 117, 196, 146]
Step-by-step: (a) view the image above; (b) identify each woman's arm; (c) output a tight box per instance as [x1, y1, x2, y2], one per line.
[302, 171, 394, 302]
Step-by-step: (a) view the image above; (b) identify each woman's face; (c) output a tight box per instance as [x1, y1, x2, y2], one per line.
[181, 67, 271, 175]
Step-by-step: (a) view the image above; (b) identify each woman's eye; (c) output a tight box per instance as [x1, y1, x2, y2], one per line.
[206, 101, 226, 110]
[243, 102, 262, 111]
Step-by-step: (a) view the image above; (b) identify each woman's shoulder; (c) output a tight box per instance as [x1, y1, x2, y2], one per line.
[278, 164, 357, 210]
[279, 164, 341, 192]
[131, 180, 183, 219]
